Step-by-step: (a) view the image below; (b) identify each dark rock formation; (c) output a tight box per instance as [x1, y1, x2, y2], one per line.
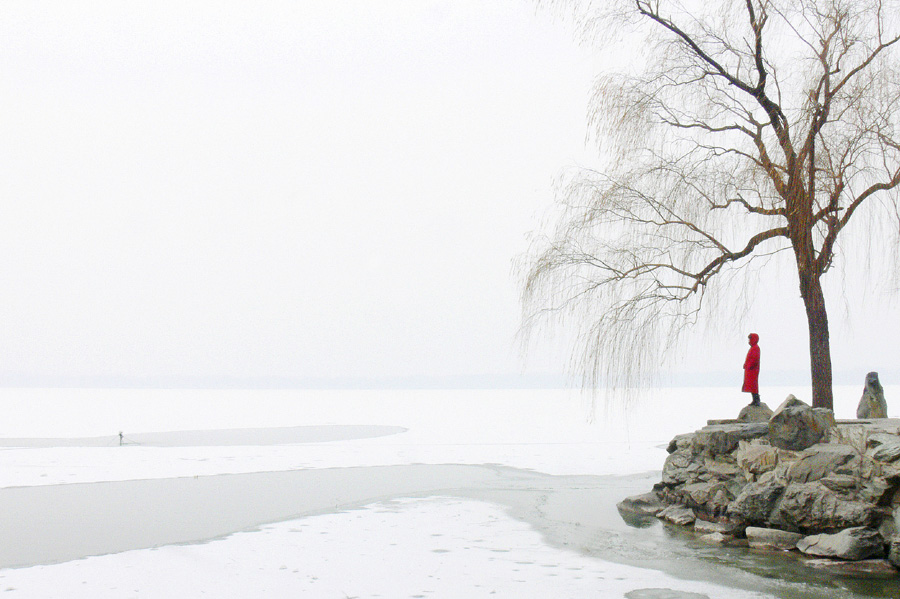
[617, 396, 900, 576]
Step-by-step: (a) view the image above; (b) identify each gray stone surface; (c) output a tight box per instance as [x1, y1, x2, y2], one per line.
[680, 481, 731, 512]
[699, 532, 731, 544]
[624, 397, 900, 578]
[857, 371, 888, 420]
[658, 504, 696, 526]
[692, 423, 769, 456]
[797, 527, 885, 560]
[694, 519, 740, 535]
[874, 443, 900, 463]
[666, 433, 695, 454]
[728, 480, 785, 524]
[768, 395, 833, 451]
[768, 483, 877, 532]
[617, 492, 666, 518]
[734, 441, 779, 476]
[661, 449, 693, 485]
[819, 474, 859, 494]
[746, 526, 803, 550]
[737, 403, 774, 423]
[787, 444, 858, 484]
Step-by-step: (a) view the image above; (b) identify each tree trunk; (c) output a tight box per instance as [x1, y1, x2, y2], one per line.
[798, 272, 834, 410]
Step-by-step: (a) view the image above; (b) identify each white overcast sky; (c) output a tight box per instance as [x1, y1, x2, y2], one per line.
[1, 0, 897, 388]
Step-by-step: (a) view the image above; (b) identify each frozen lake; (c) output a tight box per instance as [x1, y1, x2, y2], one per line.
[0, 386, 897, 598]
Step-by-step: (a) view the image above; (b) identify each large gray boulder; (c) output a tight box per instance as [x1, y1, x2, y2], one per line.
[746, 526, 803, 550]
[738, 402, 774, 423]
[768, 483, 877, 532]
[797, 527, 885, 560]
[693, 422, 769, 455]
[768, 395, 834, 451]
[617, 492, 666, 518]
[857, 371, 888, 419]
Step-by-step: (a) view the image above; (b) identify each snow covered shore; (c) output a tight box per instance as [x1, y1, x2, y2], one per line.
[0, 387, 892, 598]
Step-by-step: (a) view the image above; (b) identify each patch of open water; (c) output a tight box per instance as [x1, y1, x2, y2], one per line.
[1, 465, 897, 598]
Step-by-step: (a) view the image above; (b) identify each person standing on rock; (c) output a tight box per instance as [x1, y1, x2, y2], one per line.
[743, 333, 761, 406]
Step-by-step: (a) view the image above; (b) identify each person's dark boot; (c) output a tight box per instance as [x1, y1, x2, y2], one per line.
[750, 393, 761, 406]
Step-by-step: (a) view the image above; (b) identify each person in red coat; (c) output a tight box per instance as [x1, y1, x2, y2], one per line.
[742, 333, 761, 406]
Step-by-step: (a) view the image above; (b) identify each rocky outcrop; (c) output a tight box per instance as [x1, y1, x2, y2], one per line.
[858, 371, 888, 419]
[768, 395, 834, 450]
[617, 395, 900, 577]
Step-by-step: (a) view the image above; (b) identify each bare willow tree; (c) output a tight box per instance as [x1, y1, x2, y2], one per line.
[522, 0, 900, 409]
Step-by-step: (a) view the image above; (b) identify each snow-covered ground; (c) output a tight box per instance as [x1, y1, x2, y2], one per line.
[0, 386, 892, 598]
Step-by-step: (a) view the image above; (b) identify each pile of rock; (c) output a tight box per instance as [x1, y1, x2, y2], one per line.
[618, 395, 900, 577]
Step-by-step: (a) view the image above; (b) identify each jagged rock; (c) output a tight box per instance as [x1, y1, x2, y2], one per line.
[658, 504, 696, 526]
[703, 457, 741, 481]
[692, 423, 769, 456]
[661, 449, 693, 485]
[768, 483, 877, 532]
[679, 481, 733, 515]
[819, 475, 859, 494]
[859, 477, 897, 505]
[833, 421, 900, 455]
[803, 558, 898, 578]
[857, 371, 888, 419]
[874, 443, 900, 463]
[768, 395, 834, 451]
[617, 492, 666, 518]
[666, 433, 695, 454]
[746, 526, 803, 550]
[623, 399, 900, 578]
[787, 444, 858, 484]
[737, 402, 774, 422]
[868, 433, 900, 448]
[694, 519, 741, 535]
[728, 480, 785, 524]
[889, 537, 900, 568]
[735, 441, 779, 476]
[797, 527, 885, 560]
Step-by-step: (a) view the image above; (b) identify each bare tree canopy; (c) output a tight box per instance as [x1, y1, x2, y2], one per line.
[522, 0, 900, 409]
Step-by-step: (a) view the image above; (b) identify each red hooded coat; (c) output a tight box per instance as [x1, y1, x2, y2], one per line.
[742, 333, 760, 393]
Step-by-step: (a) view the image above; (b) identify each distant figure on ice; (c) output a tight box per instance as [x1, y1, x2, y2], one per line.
[742, 333, 761, 406]
[856, 371, 887, 419]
